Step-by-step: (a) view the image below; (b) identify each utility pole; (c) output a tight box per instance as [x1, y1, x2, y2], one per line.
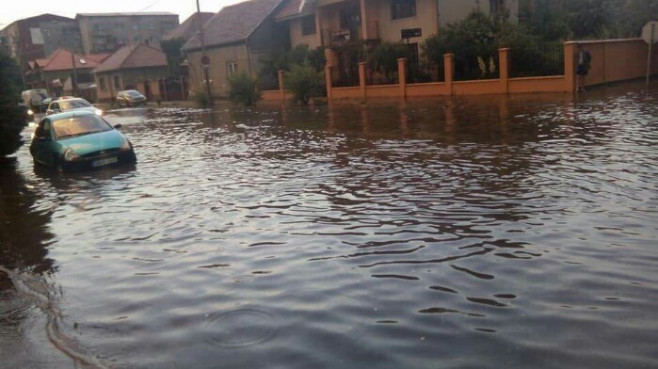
[196, 0, 213, 107]
[70, 48, 79, 96]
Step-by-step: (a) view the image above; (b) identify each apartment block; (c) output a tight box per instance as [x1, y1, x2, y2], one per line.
[76, 13, 179, 54]
[0, 13, 81, 71]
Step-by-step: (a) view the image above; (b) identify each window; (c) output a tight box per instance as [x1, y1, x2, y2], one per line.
[113, 75, 121, 90]
[99, 77, 106, 91]
[490, 0, 504, 14]
[391, 0, 416, 20]
[226, 62, 238, 77]
[301, 15, 316, 36]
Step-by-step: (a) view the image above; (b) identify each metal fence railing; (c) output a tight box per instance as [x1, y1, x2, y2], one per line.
[511, 42, 564, 78]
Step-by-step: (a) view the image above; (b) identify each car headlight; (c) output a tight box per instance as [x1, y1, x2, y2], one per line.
[95, 109, 103, 116]
[27, 109, 34, 116]
[63, 148, 80, 161]
[120, 139, 132, 151]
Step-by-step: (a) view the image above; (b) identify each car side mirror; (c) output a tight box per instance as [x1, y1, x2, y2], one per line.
[113, 124, 122, 129]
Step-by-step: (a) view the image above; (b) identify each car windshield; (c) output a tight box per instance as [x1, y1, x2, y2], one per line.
[60, 99, 92, 110]
[53, 115, 113, 140]
[128, 90, 142, 96]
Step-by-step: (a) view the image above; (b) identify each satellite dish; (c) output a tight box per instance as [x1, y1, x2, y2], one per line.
[642, 21, 658, 44]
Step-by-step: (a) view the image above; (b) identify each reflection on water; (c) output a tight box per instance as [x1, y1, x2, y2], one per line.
[1, 82, 657, 368]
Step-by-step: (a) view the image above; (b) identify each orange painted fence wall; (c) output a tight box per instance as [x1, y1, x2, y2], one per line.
[260, 38, 657, 100]
[573, 39, 658, 87]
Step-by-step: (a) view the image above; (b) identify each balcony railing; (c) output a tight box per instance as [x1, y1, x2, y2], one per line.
[323, 21, 379, 48]
[323, 28, 357, 48]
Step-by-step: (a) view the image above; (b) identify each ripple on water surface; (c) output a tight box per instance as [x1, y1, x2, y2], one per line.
[2, 85, 658, 368]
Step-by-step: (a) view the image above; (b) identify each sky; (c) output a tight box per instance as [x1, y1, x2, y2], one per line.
[0, 0, 243, 28]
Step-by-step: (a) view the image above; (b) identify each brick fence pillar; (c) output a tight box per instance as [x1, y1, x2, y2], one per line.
[564, 42, 577, 92]
[499, 48, 510, 94]
[325, 65, 333, 100]
[358, 62, 368, 100]
[444, 53, 455, 95]
[278, 69, 285, 100]
[398, 57, 407, 98]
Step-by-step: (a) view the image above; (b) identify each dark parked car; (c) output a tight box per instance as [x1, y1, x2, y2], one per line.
[30, 110, 136, 171]
[116, 90, 147, 107]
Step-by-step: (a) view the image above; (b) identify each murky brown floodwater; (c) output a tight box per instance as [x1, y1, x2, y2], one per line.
[1, 82, 657, 368]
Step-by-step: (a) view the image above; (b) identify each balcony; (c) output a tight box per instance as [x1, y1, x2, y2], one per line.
[322, 21, 379, 48]
[323, 28, 358, 48]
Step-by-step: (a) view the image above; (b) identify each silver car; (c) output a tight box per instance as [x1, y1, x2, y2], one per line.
[116, 90, 147, 107]
[46, 97, 103, 116]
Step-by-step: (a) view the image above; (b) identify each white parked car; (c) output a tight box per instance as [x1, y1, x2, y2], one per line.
[46, 97, 103, 116]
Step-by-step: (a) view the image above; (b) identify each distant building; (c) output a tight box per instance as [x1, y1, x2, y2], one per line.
[93, 43, 169, 102]
[0, 14, 81, 73]
[76, 13, 179, 54]
[181, 0, 288, 97]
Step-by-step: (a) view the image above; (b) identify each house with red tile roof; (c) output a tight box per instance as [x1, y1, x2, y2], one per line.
[24, 48, 110, 100]
[181, 0, 289, 97]
[93, 43, 169, 102]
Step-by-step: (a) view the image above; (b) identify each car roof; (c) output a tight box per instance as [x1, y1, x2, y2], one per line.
[45, 110, 97, 120]
[54, 97, 85, 101]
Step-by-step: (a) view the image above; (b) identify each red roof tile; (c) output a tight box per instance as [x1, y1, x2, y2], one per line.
[182, 0, 282, 51]
[40, 49, 102, 72]
[94, 43, 167, 73]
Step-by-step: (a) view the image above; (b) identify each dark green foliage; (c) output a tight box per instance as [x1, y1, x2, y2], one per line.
[284, 62, 324, 105]
[368, 42, 408, 83]
[0, 49, 26, 157]
[193, 89, 211, 108]
[421, 10, 569, 79]
[228, 73, 260, 106]
[258, 45, 326, 89]
[520, 0, 658, 39]
[421, 12, 502, 80]
[160, 38, 186, 77]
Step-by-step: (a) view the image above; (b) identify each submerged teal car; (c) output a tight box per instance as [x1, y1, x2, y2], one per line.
[30, 110, 136, 171]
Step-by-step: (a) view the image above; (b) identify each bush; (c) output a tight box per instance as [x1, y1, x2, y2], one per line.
[193, 88, 212, 108]
[228, 73, 260, 106]
[0, 49, 26, 157]
[368, 42, 408, 83]
[258, 45, 326, 90]
[284, 62, 324, 105]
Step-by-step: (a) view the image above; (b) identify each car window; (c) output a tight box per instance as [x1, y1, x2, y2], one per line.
[60, 99, 92, 110]
[128, 91, 142, 96]
[53, 115, 113, 140]
[34, 119, 51, 139]
[50, 102, 59, 110]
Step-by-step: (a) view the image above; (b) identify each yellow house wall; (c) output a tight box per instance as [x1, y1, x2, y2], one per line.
[437, 0, 517, 28]
[374, 0, 438, 44]
[187, 44, 251, 97]
[289, 18, 323, 48]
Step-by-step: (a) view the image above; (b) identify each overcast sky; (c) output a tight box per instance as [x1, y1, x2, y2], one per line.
[0, 0, 243, 28]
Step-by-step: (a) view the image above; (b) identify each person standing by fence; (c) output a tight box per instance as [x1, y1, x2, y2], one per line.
[576, 44, 591, 93]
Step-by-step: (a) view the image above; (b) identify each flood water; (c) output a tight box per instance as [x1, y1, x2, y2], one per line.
[1, 82, 657, 368]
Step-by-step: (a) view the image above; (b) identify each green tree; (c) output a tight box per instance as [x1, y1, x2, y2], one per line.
[0, 49, 25, 157]
[368, 42, 408, 83]
[228, 73, 260, 106]
[160, 38, 187, 76]
[258, 45, 326, 90]
[284, 62, 324, 105]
